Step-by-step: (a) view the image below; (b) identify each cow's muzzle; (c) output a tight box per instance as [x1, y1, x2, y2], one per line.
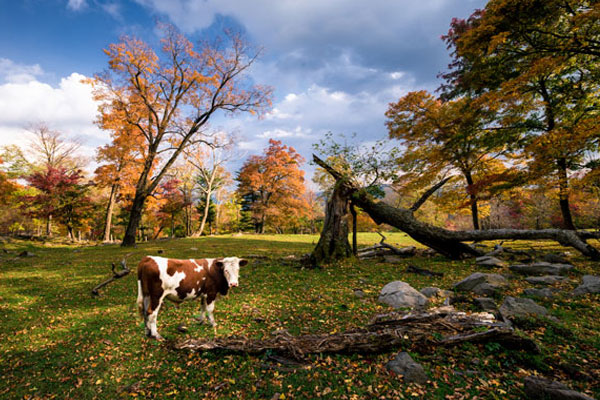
[229, 282, 238, 288]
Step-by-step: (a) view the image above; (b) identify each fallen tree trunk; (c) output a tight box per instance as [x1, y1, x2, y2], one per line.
[173, 308, 537, 360]
[313, 155, 600, 260]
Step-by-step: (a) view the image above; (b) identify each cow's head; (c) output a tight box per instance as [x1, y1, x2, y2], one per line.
[217, 257, 248, 288]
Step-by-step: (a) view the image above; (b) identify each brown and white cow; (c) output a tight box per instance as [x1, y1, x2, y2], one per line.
[136, 256, 247, 340]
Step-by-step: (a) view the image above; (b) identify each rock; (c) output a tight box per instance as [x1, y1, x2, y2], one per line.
[523, 376, 595, 400]
[475, 256, 506, 268]
[419, 287, 453, 299]
[383, 255, 405, 263]
[510, 262, 574, 276]
[523, 288, 554, 299]
[542, 253, 569, 264]
[571, 275, 600, 296]
[379, 281, 429, 309]
[500, 296, 548, 319]
[353, 288, 365, 298]
[385, 352, 428, 384]
[474, 297, 497, 311]
[453, 273, 509, 296]
[18, 251, 36, 257]
[525, 275, 567, 285]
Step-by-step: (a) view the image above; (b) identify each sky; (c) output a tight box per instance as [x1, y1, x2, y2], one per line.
[0, 0, 487, 181]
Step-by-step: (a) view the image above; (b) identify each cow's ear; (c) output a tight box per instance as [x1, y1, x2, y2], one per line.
[215, 261, 224, 269]
[239, 259, 248, 267]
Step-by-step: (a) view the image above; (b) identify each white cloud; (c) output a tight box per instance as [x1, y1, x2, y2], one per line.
[0, 58, 44, 84]
[0, 64, 106, 171]
[67, 0, 87, 11]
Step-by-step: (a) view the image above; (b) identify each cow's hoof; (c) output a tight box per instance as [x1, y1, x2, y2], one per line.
[177, 324, 188, 333]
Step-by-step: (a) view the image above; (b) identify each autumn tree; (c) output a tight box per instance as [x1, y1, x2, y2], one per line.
[385, 92, 521, 230]
[236, 139, 307, 233]
[442, 1, 600, 229]
[26, 167, 90, 238]
[88, 24, 271, 246]
[94, 125, 146, 241]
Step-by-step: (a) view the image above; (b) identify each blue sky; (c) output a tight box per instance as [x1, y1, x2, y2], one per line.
[0, 0, 486, 179]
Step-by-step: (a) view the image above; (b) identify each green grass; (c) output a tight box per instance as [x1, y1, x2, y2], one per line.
[0, 233, 598, 399]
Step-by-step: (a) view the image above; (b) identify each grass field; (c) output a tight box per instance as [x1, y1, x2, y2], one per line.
[0, 233, 599, 399]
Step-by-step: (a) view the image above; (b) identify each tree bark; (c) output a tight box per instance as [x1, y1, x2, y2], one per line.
[103, 183, 118, 242]
[464, 171, 480, 230]
[557, 158, 576, 230]
[196, 189, 212, 237]
[46, 215, 52, 237]
[122, 191, 147, 247]
[312, 154, 600, 260]
[309, 181, 353, 266]
[350, 202, 358, 256]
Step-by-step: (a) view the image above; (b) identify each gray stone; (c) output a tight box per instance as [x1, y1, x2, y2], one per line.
[475, 256, 506, 268]
[379, 281, 429, 309]
[385, 352, 428, 384]
[523, 288, 554, 299]
[571, 275, 600, 296]
[453, 273, 509, 296]
[523, 376, 595, 400]
[474, 297, 497, 311]
[542, 253, 569, 264]
[510, 262, 574, 276]
[525, 275, 567, 285]
[500, 296, 548, 319]
[18, 251, 36, 257]
[353, 288, 365, 298]
[420, 287, 453, 299]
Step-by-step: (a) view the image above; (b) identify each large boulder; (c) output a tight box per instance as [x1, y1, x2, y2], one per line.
[571, 275, 600, 296]
[379, 281, 429, 309]
[523, 376, 595, 400]
[453, 273, 509, 296]
[509, 262, 574, 276]
[525, 275, 567, 285]
[385, 352, 428, 384]
[500, 296, 548, 319]
[475, 256, 507, 268]
[474, 297, 497, 312]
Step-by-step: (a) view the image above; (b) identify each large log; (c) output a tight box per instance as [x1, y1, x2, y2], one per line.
[173, 308, 537, 359]
[313, 155, 600, 260]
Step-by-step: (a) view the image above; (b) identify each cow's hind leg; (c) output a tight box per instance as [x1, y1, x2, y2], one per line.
[146, 294, 165, 341]
[206, 301, 217, 336]
[194, 296, 207, 324]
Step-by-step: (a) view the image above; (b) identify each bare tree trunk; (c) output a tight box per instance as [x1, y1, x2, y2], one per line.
[122, 191, 147, 247]
[557, 158, 576, 230]
[46, 215, 52, 237]
[309, 182, 353, 266]
[464, 171, 480, 230]
[350, 202, 358, 256]
[103, 183, 118, 242]
[196, 189, 212, 237]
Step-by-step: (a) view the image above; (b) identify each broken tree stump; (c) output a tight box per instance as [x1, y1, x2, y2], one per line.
[91, 255, 132, 296]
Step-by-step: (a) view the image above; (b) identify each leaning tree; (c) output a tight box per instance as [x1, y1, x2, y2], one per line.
[309, 155, 600, 266]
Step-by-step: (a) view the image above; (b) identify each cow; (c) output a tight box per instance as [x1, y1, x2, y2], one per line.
[136, 256, 248, 340]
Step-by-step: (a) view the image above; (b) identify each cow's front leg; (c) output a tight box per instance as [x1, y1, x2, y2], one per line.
[206, 301, 217, 336]
[194, 296, 207, 324]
